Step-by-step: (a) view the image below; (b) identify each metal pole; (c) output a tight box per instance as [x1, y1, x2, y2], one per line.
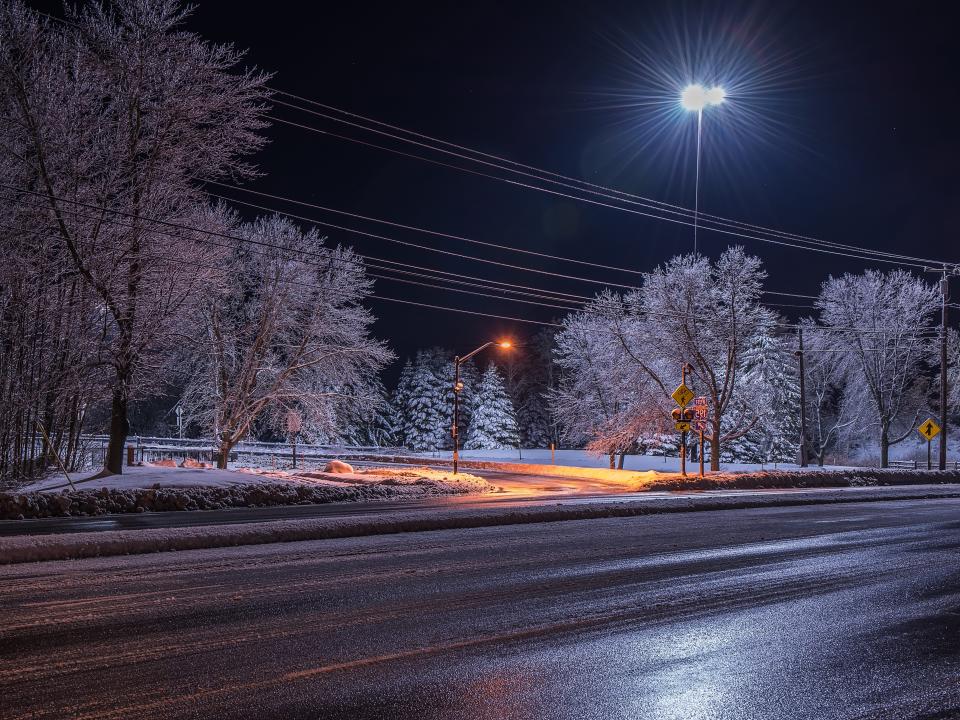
[680, 431, 687, 476]
[693, 108, 702, 255]
[797, 327, 809, 467]
[699, 429, 705, 478]
[940, 273, 949, 471]
[928, 437, 932, 471]
[452, 357, 461, 475]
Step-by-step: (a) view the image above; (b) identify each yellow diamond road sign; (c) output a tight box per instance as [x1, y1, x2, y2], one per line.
[675, 421, 692, 432]
[672, 383, 694, 407]
[918, 418, 941, 441]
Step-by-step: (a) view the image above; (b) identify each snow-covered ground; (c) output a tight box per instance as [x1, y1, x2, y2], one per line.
[412, 448, 856, 473]
[18, 463, 489, 494]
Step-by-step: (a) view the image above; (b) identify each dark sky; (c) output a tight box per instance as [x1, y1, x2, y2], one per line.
[31, 0, 960, 381]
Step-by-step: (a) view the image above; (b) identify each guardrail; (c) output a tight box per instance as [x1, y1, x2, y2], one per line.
[888, 459, 960, 470]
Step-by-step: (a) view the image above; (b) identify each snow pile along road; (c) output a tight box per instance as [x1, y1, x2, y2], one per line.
[0, 466, 492, 520]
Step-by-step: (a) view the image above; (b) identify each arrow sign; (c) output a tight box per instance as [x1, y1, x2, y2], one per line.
[672, 383, 694, 408]
[918, 418, 941, 441]
[675, 421, 692, 432]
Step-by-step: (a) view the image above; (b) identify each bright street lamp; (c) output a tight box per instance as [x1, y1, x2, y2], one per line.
[451, 340, 512, 474]
[680, 83, 725, 253]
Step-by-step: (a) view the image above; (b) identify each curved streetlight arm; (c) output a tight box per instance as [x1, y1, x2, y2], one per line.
[457, 341, 498, 366]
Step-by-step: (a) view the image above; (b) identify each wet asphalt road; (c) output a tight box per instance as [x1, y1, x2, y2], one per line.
[3, 498, 960, 719]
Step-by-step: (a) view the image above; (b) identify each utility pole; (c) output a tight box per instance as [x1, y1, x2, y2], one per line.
[925, 266, 958, 471]
[452, 356, 462, 475]
[940, 272, 950, 471]
[796, 327, 808, 467]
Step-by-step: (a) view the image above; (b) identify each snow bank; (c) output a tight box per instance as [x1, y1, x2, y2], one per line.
[646, 468, 960, 491]
[0, 466, 493, 520]
[5, 485, 960, 565]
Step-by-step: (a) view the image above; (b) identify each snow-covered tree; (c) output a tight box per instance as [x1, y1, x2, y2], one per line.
[723, 313, 801, 463]
[393, 349, 455, 451]
[179, 216, 392, 467]
[800, 320, 860, 465]
[552, 293, 667, 468]
[817, 269, 937, 467]
[610, 248, 768, 470]
[0, 0, 270, 473]
[464, 364, 520, 450]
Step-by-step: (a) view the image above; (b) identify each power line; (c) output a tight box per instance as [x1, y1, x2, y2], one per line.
[272, 88, 952, 269]
[207, 179, 816, 301]
[267, 98, 948, 270]
[205, 180, 646, 277]
[266, 113, 932, 271]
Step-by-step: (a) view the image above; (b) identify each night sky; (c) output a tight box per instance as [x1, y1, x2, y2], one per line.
[31, 0, 960, 381]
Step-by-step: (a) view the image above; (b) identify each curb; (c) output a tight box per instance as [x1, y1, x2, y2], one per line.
[3, 486, 960, 565]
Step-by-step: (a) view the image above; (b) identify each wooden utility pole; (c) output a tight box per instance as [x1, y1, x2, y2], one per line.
[796, 327, 809, 467]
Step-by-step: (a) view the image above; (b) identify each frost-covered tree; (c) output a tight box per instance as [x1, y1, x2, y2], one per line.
[395, 349, 454, 451]
[552, 293, 666, 468]
[0, 0, 270, 472]
[179, 216, 392, 467]
[464, 364, 520, 450]
[604, 248, 768, 470]
[800, 320, 860, 465]
[723, 313, 800, 463]
[945, 328, 960, 414]
[817, 270, 937, 467]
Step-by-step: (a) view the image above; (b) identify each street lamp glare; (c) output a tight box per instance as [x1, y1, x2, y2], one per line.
[706, 86, 726, 105]
[498, 340, 512, 349]
[680, 84, 725, 112]
[680, 84, 708, 111]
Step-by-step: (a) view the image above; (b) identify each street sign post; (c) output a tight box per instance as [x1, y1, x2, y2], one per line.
[693, 396, 708, 478]
[286, 410, 302, 469]
[919, 418, 942, 470]
[673, 364, 695, 476]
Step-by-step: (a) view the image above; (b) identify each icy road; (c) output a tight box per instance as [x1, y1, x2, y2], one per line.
[3, 499, 960, 719]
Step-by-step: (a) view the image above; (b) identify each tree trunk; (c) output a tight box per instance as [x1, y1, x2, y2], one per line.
[105, 376, 129, 474]
[880, 431, 889, 469]
[617, 452, 625, 470]
[608, 452, 615, 470]
[710, 433, 720, 472]
[217, 438, 234, 469]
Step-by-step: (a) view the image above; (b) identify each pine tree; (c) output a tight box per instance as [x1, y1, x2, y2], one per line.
[724, 321, 801, 463]
[464, 364, 520, 450]
[392, 349, 457, 451]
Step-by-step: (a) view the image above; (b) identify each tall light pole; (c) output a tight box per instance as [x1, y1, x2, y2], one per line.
[680, 84, 725, 254]
[452, 340, 512, 474]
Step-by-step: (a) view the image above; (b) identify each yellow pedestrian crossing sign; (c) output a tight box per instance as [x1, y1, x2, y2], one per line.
[672, 383, 694, 407]
[918, 418, 941, 441]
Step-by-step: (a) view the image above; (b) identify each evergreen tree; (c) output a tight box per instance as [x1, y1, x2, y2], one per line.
[724, 318, 801, 463]
[392, 349, 457, 451]
[464, 364, 520, 450]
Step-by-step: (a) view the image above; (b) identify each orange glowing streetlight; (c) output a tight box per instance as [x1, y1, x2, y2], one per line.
[451, 340, 513, 474]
